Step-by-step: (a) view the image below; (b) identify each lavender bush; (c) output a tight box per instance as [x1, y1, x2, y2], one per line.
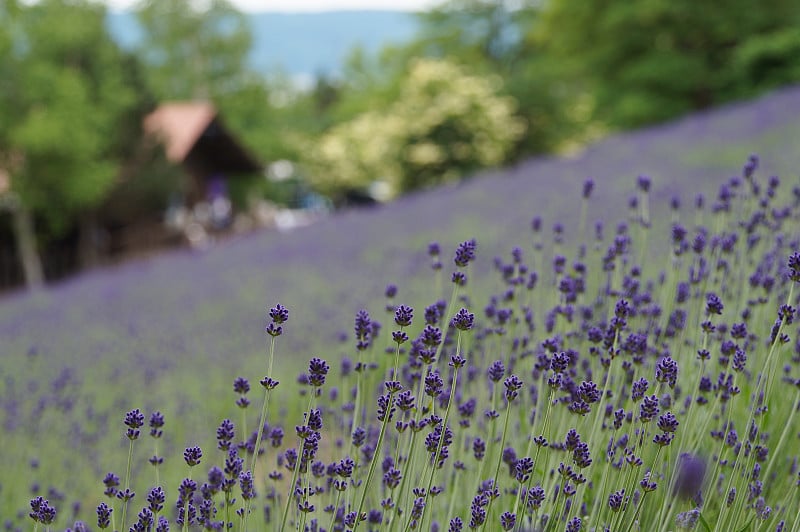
[7, 151, 800, 531]
[4, 87, 800, 530]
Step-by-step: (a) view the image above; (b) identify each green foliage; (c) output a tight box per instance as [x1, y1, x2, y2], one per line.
[0, 0, 149, 235]
[134, 0, 253, 101]
[538, 0, 800, 129]
[733, 27, 800, 94]
[304, 58, 525, 199]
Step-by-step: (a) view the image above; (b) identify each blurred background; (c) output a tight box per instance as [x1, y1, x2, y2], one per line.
[3, 0, 800, 293]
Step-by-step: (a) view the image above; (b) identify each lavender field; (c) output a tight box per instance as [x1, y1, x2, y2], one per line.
[4, 85, 800, 530]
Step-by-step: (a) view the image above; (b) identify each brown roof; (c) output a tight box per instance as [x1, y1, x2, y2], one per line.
[143, 102, 218, 163]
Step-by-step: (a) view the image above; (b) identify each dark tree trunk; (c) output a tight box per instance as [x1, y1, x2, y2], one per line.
[10, 200, 44, 291]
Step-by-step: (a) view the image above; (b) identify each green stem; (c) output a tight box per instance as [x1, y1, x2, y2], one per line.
[762, 389, 800, 483]
[279, 392, 316, 532]
[407, 357, 462, 532]
[480, 398, 513, 532]
[182, 470, 192, 532]
[245, 336, 277, 531]
[353, 388, 397, 531]
[717, 283, 794, 532]
[121, 438, 134, 531]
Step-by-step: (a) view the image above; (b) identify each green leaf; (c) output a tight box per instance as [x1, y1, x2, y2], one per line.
[735, 517, 755, 532]
[697, 512, 712, 532]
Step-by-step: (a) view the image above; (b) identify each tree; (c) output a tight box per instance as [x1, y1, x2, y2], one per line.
[0, 0, 148, 289]
[332, 1, 576, 158]
[134, 0, 253, 101]
[304, 58, 525, 201]
[538, 0, 800, 129]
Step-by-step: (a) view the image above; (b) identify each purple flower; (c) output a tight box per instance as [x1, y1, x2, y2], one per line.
[216, 419, 235, 450]
[674, 453, 706, 500]
[640, 471, 658, 492]
[183, 446, 202, 467]
[469, 494, 487, 528]
[779, 304, 796, 324]
[395, 390, 416, 412]
[393, 330, 409, 344]
[377, 393, 396, 422]
[147, 486, 165, 513]
[500, 511, 516, 530]
[639, 395, 660, 422]
[655, 356, 678, 388]
[233, 377, 250, 394]
[449, 354, 466, 368]
[265, 304, 289, 336]
[260, 376, 279, 390]
[307, 408, 323, 431]
[354, 309, 372, 350]
[385, 284, 397, 298]
[352, 427, 366, 447]
[473, 438, 486, 460]
[653, 432, 675, 446]
[657, 412, 679, 433]
[394, 305, 414, 327]
[421, 325, 442, 348]
[582, 179, 594, 199]
[425, 371, 444, 398]
[608, 490, 624, 512]
[566, 516, 582, 532]
[29, 496, 57, 524]
[269, 303, 289, 324]
[675, 508, 700, 529]
[631, 378, 649, 401]
[239, 471, 255, 500]
[551, 351, 570, 372]
[725, 429, 738, 448]
[514, 457, 534, 483]
[504, 375, 523, 402]
[572, 442, 592, 468]
[115, 488, 134, 502]
[96, 502, 112, 529]
[615, 299, 630, 319]
[425, 303, 442, 325]
[149, 411, 164, 438]
[102, 472, 120, 498]
[308, 357, 330, 387]
[705, 293, 723, 315]
[788, 252, 800, 282]
[451, 308, 475, 331]
[487, 360, 505, 382]
[577, 381, 600, 403]
[124, 409, 145, 440]
[454, 239, 477, 268]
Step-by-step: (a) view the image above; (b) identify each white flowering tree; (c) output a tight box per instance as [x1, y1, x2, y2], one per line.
[305, 58, 525, 200]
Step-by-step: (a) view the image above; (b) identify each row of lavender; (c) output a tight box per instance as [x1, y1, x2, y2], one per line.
[22, 157, 800, 531]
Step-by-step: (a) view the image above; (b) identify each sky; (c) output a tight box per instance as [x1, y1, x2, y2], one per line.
[105, 0, 442, 12]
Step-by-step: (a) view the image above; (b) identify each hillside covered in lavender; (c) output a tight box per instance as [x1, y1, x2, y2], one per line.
[4, 84, 800, 529]
[4, 85, 799, 369]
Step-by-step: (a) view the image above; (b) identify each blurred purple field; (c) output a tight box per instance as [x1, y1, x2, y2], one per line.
[2, 84, 800, 524]
[3, 85, 800, 372]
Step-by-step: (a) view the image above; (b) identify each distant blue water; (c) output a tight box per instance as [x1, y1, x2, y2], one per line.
[105, 11, 418, 79]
